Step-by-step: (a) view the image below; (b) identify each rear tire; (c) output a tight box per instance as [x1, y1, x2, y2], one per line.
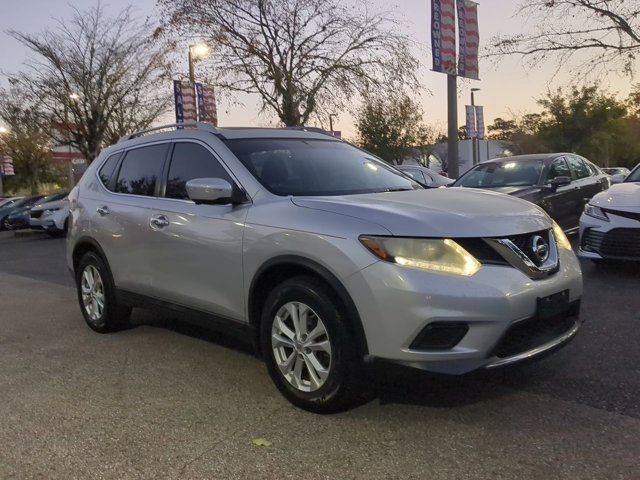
[76, 252, 131, 333]
[260, 276, 371, 413]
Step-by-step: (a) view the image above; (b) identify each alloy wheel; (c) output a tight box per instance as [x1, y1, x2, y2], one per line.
[271, 301, 332, 392]
[81, 265, 105, 323]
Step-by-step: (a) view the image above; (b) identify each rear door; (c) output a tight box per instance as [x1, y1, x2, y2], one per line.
[147, 140, 249, 321]
[91, 143, 170, 296]
[541, 156, 579, 231]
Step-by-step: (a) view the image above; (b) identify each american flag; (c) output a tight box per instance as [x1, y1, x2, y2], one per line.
[174, 80, 198, 123]
[431, 0, 457, 75]
[195, 83, 218, 126]
[457, 0, 480, 80]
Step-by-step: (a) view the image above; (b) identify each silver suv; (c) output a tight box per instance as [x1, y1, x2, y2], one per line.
[67, 123, 583, 412]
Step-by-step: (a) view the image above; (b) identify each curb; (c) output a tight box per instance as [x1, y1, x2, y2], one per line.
[12, 229, 47, 238]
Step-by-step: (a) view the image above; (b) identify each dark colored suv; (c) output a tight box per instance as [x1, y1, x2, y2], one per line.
[451, 154, 610, 232]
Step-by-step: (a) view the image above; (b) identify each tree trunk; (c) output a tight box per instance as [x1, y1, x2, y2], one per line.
[30, 165, 40, 195]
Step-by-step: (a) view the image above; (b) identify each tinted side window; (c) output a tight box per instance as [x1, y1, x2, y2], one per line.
[98, 153, 122, 190]
[546, 158, 571, 182]
[166, 143, 233, 200]
[567, 156, 590, 179]
[115, 144, 168, 196]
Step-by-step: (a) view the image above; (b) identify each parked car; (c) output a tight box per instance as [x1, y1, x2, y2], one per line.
[602, 167, 631, 185]
[67, 124, 583, 413]
[0, 195, 43, 230]
[0, 196, 23, 209]
[450, 153, 610, 233]
[4, 192, 67, 231]
[30, 194, 70, 237]
[396, 165, 454, 187]
[579, 163, 640, 262]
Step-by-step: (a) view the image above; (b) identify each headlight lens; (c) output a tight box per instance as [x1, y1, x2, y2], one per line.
[359, 236, 481, 276]
[552, 221, 572, 250]
[584, 204, 609, 222]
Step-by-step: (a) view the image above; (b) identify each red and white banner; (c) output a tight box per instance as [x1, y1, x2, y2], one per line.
[431, 0, 457, 75]
[1, 156, 15, 176]
[475, 105, 485, 138]
[174, 80, 198, 123]
[457, 0, 480, 80]
[465, 106, 476, 138]
[195, 83, 218, 126]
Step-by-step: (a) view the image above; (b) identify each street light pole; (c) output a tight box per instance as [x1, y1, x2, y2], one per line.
[447, 74, 459, 179]
[471, 88, 480, 166]
[328, 113, 338, 134]
[0, 126, 6, 197]
[188, 43, 210, 85]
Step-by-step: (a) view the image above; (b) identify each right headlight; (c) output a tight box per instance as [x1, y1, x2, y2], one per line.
[552, 220, 572, 250]
[584, 203, 609, 222]
[359, 236, 481, 276]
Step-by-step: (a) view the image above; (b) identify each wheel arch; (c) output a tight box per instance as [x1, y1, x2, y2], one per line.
[71, 237, 110, 275]
[248, 255, 369, 356]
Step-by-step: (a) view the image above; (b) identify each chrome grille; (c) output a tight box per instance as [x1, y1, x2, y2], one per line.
[484, 229, 559, 280]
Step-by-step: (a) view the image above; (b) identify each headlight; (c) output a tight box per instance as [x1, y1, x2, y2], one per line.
[359, 236, 481, 276]
[584, 203, 609, 222]
[552, 221, 572, 250]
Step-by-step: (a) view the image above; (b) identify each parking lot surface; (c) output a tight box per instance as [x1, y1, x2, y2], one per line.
[0, 231, 639, 479]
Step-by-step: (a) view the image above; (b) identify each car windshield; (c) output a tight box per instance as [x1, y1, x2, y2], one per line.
[223, 138, 421, 196]
[454, 159, 544, 188]
[625, 165, 640, 183]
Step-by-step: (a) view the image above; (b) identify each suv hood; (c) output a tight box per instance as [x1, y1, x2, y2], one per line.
[589, 182, 640, 209]
[292, 188, 552, 237]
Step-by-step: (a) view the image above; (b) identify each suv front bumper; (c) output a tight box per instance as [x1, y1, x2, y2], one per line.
[344, 248, 583, 375]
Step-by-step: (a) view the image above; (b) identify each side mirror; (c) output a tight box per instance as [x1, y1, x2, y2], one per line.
[548, 175, 572, 190]
[610, 173, 625, 184]
[186, 178, 237, 205]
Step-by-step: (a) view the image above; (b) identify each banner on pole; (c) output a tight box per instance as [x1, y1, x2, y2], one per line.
[431, 0, 457, 75]
[195, 83, 218, 126]
[465, 105, 476, 138]
[457, 0, 480, 80]
[174, 80, 198, 123]
[475, 105, 485, 138]
[0, 156, 15, 176]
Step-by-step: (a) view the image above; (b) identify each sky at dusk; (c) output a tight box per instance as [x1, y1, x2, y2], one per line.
[0, 0, 635, 138]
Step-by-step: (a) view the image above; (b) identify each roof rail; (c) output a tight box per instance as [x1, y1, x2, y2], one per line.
[118, 122, 218, 143]
[285, 126, 340, 138]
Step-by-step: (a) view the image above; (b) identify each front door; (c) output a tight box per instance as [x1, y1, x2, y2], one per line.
[540, 156, 580, 231]
[147, 141, 249, 322]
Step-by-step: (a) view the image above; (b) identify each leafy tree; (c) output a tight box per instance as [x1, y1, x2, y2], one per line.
[9, 4, 172, 162]
[159, 0, 418, 126]
[535, 85, 627, 165]
[490, 0, 640, 77]
[488, 118, 518, 140]
[0, 88, 56, 195]
[355, 94, 433, 165]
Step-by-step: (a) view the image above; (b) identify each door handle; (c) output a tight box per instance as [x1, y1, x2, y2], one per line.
[150, 215, 170, 229]
[96, 206, 110, 216]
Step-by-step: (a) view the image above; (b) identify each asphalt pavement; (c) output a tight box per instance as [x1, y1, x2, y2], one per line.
[0, 230, 639, 479]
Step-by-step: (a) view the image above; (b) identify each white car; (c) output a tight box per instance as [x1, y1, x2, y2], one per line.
[579, 163, 640, 262]
[396, 165, 453, 187]
[30, 197, 70, 237]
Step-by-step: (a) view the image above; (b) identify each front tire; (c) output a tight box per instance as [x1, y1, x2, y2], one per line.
[75, 252, 131, 333]
[260, 276, 370, 413]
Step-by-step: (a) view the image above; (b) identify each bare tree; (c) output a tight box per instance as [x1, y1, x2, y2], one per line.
[158, 0, 419, 126]
[8, 3, 173, 162]
[489, 0, 640, 77]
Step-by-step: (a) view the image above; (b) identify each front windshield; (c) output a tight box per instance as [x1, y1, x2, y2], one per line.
[224, 138, 421, 196]
[454, 159, 544, 188]
[625, 165, 640, 183]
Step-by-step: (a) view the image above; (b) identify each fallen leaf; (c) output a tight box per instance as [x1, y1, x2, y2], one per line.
[252, 438, 273, 447]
